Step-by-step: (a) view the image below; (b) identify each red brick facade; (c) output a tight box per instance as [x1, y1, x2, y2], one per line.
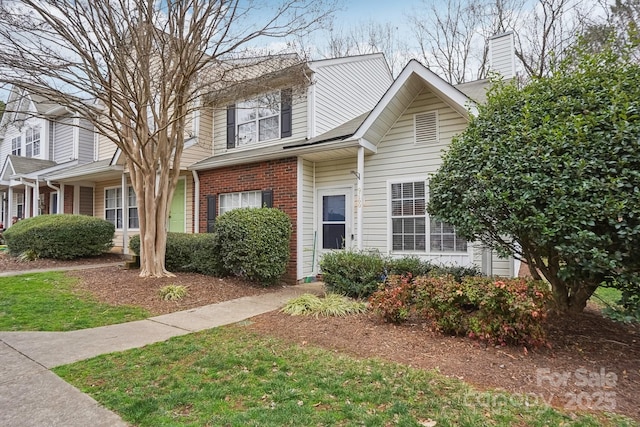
[196, 157, 298, 283]
[64, 185, 74, 214]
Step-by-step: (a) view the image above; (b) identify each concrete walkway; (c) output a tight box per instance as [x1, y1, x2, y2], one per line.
[0, 266, 323, 427]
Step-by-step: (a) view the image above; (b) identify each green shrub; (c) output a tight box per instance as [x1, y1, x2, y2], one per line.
[214, 208, 291, 285]
[385, 256, 431, 277]
[320, 250, 385, 299]
[129, 233, 222, 276]
[370, 275, 552, 347]
[3, 214, 114, 259]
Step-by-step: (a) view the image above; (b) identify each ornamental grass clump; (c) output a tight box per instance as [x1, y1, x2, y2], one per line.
[282, 293, 366, 317]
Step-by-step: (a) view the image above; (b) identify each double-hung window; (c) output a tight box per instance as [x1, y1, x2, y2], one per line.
[128, 187, 139, 229]
[11, 137, 21, 156]
[105, 188, 122, 228]
[391, 181, 467, 253]
[25, 126, 40, 158]
[219, 190, 263, 216]
[236, 92, 280, 146]
[105, 187, 139, 229]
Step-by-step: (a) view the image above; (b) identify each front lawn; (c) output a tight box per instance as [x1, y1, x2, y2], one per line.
[54, 325, 635, 426]
[0, 272, 149, 331]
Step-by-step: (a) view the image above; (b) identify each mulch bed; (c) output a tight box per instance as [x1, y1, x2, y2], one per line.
[2, 252, 638, 421]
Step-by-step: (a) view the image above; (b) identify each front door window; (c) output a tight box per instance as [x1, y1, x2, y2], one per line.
[321, 193, 347, 250]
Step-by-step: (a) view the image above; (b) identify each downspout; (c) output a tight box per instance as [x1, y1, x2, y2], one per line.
[356, 145, 364, 250]
[46, 180, 61, 214]
[192, 170, 200, 233]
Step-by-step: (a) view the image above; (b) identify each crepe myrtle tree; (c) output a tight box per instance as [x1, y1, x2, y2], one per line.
[0, 0, 334, 277]
[428, 43, 640, 313]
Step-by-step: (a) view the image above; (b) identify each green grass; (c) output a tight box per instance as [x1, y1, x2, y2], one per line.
[0, 272, 149, 331]
[54, 326, 636, 427]
[591, 287, 623, 309]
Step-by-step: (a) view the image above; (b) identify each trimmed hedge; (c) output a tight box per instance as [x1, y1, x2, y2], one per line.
[129, 233, 222, 276]
[320, 251, 483, 299]
[320, 250, 386, 299]
[3, 214, 114, 259]
[215, 208, 291, 285]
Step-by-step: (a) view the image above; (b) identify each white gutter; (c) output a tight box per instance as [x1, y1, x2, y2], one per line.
[192, 170, 200, 233]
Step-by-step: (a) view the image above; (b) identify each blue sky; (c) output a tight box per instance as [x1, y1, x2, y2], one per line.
[335, 0, 422, 27]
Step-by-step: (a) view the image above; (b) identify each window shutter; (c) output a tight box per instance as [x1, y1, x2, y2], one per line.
[206, 195, 217, 232]
[414, 111, 438, 144]
[226, 105, 236, 149]
[280, 89, 292, 138]
[261, 189, 274, 208]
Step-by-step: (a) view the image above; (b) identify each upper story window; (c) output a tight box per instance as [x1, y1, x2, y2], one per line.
[11, 136, 21, 156]
[25, 126, 41, 158]
[237, 93, 280, 146]
[227, 89, 292, 149]
[390, 181, 467, 253]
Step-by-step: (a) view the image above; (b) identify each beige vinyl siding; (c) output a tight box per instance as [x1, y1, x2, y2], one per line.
[300, 159, 315, 278]
[181, 143, 211, 168]
[96, 134, 117, 161]
[315, 56, 392, 135]
[490, 33, 515, 78]
[77, 119, 95, 164]
[313, 56, 392, 135]
[361, 85, 473, 265]
[53, 117, 75, 162]
[212, 88, 307, 155]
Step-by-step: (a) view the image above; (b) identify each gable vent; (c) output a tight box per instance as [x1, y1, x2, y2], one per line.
[415, 111, 438, 144]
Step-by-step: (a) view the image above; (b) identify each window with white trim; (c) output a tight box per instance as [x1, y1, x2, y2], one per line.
[128, 187, 139, 229]
[25, 126, 40, 158]
[11, 136, 21, 156]
[219, 190, 262, 216]
[236, 92, 280, 146]
[390, 181, 467, 253]
[15, 193, 24, 219]
[105, 187, 122, 228]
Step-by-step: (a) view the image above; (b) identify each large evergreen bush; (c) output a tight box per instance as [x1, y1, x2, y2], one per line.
[3, 214, 114, 259]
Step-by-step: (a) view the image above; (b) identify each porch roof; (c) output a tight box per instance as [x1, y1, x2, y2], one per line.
[42, 159, 122, 182]
[1, 155, 57, 181]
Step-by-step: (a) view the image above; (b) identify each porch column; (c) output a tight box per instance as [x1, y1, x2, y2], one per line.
[356, 145, 364, 250]
[7, 188, 13, 228]
[33, 178, 40, 217]
[24, 184, 32, 219]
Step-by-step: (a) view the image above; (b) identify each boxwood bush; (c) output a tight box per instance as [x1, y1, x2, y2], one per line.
[129, 233, 222, 275]
[3, 214, 114, 259]
[320, 250, 386, 298]
[320, 251, 483, 299]
[215, 208, 291, 285]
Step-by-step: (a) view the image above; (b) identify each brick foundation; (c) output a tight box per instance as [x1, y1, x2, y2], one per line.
[197, 157, 298, 283]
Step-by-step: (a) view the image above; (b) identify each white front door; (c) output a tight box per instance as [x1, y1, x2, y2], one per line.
[318, 188, 352, 256]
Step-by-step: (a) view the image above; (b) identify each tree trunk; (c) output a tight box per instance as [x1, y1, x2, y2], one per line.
[132, 163, 177, 278]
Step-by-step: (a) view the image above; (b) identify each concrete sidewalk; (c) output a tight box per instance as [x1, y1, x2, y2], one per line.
[0, 281, 323, 426]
